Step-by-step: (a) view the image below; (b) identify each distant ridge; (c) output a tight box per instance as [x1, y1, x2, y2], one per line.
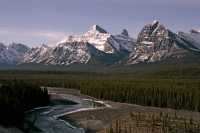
[0, 21, 199, 67]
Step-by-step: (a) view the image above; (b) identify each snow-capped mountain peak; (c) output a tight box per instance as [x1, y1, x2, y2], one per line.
[127, 21, 178, 64]
[127, 21, 200, 65]
[8, 43, 30, 54]
[0, 43, 6, 50]
[23, 44, 52, 64]
[152, 20, 159, 25]
[83, 25, 116, 53]
[121, 29, 129, 37]
[1, 21, 200, 67]
[0, 43, 30, 64]
[87, 24, 108, 34]
[56, 25, 135, 54]
[21, 24, 136, 66]
[190, 29, 200, 34]
[178, 30, 200, 50]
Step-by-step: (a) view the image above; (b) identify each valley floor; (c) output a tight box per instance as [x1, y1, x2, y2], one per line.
[59, 88, 200, 133]
[1, 87, 200, 133]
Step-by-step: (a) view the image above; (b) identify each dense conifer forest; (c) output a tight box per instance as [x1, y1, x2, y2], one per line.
[105, 111, 200, 133]
[0, 64, 199, 112]
[0, 80, 49, 126]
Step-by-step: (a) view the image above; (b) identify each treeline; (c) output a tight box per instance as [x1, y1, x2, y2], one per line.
[105, 112, 200, 133]
[78, 80, 200, 112]
[0, 80, 49, 126]
[0, 71, 200, 112]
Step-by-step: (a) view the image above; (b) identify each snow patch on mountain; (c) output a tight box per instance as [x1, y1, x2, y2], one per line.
[127, 21, 180, 64]
[22, 42, 92, 65]
[23, 44, 53, 63]
[49, 42, 91, 65]
[190, 29, 200, 34]
[0, 43, 29, 64]
[114, 29, 136, 52]
[57, 25, 135, 54]
[2, 22, 199, 66]
[178, 32, 200, 49]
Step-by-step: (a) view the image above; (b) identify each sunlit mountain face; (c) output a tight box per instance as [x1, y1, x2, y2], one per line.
[0, 21, 199, 67]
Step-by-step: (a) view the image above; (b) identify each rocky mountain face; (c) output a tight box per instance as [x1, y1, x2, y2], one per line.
[0, 43, 29, 64]
[0, 22, 200, 67]
[177, 31, 200, 52]
[49, 41, 127, 65]
[23, 44, 53, 64]
[190, 29, 200, 34]
[127, 21, 200, 64]
[43, 42, 90, 65]
[114, 29, 136, 52]
[58, 25, 135, 53]
[22, 41, 129, 66]
[22, 25, 135, 65]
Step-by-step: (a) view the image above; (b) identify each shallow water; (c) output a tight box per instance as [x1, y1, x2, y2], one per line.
[24, 87, 107, 133]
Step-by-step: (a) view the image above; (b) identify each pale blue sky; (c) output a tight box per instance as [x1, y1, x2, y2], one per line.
[0, 0, 199, 46]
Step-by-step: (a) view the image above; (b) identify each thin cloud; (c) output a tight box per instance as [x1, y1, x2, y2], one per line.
[32, 31, 67, 40]
[0, 27, 69, 46]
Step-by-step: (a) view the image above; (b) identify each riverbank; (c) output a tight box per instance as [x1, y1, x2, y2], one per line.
[24, 87, 110, 133]
[2, 87, 200, 133]
[61, 97, 200, 133]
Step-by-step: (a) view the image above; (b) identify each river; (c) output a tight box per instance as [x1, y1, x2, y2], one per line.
[24, 87, 110, 133]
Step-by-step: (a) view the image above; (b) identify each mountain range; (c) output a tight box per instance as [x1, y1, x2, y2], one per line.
[0, 21, 200, 67]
